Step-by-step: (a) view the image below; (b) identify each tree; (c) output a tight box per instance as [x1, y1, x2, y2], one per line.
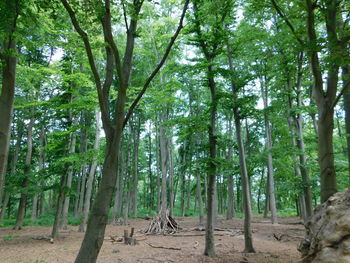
[60, 0, 189, 261]
[0, 0, 20, 208]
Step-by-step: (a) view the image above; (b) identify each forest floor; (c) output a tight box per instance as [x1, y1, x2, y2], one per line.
[0, 216, 305, 263]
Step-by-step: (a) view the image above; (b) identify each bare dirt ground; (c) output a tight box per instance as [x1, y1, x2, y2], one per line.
[0, 216, 305, 263]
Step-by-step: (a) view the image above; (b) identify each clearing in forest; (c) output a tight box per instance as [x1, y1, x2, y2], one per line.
[0, 216, 304, 263]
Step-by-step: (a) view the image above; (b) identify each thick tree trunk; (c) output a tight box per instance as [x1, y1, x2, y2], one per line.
[305, 0, 339, 202]
[0, 0, 19, 206]
[74, 126, 124, 263]
[0, 121, 23, 219]
[342, 66, 350, 182]
[0, 192, 10, 220]
[79, 111, 100, 232]
[14, 107, 35, 230]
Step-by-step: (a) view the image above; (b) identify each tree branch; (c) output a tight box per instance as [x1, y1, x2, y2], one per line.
[270, 0, 305, 46]
[123, 0, 190, 128]
[60, 0, 112, 131]
[331, 76, 350, 109]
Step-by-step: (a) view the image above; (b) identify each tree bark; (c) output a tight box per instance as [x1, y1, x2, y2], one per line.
[159, 111, 168, 219]
[14, 106, 35, 230]
[77, 112, 88, 218]
[226, 43, 255, 252]
[61, 117, 78, 230]
[79, 111, 100, 232]
[234, 110, 256, 252]
[261, 80, 278, 225]
[31, 126, 46, 220]
[0, 0, 19, 206]
[131, 116, 140, 218]
[342, 66, 350, 182]
[305, 0, 339, 202]
[226, 118, 235, 220]
[0, 120, 23, 219]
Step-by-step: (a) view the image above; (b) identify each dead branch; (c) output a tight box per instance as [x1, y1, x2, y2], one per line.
[146, 242, 181, 250]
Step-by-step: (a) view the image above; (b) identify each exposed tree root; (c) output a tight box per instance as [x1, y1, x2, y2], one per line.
[143, 209, 179, 234]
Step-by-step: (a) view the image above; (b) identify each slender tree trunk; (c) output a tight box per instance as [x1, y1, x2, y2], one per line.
[226, 118, 235, 219]
[261, 80, 278, 225]
[195, 146, 204, 224]
[79, 111, 100, 232]
[227, 44, 255, 251]
[77, 112, 88, 217]
[51, 172, 66, 239]
[14, 107, 35, 230]
[203, 61, 218, 257]
[31, 126, 46, 220]
[155, 121, 161, 211]
[147, 126, 154, 210]
[131, 116, 140, 218]
[234, 110, 256, 252]
[112, 147, 123, 223]
[168, 139, 174, 217]
[61, 117, 78, 229]
[159, 111, 168, 218]
[0, 1, 19, 206]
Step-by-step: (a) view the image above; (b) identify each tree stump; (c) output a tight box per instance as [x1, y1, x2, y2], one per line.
[124, 227, 136, 245]
[298, 188, 350, 263]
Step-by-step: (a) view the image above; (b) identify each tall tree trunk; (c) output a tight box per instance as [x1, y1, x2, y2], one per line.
[111, 147, 124, 223]
[131, 116, 140, 218]
[234, 110, 256, 252]
[61, 117, 78, 229]
[13, 107, 35, 230]
[79, 111, 100, 232]
[305, 0, 339, 202]
[0, 192, 10, 220]
[261, 81, 278, 225]
[342, 66, 350, 182]
[31, 126, 46, 220]
[203, 61, 217, 257]
[226, 118, 235, 219]
[77, 112, 88, 218]
[159, 111, 168, 218]
[227, 43, 255, 252]
[0, 1, 19, 206]
[168, 138, 174, 217]
[147, 126, 154, 210]
[51, 172, 66, 239]
[155, 121, 161, 211]
[0, 121, 23, 219]
[195, 143, 204, 224]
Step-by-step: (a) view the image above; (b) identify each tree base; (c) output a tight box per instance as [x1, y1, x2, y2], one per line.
[144, 209, 179, 234]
